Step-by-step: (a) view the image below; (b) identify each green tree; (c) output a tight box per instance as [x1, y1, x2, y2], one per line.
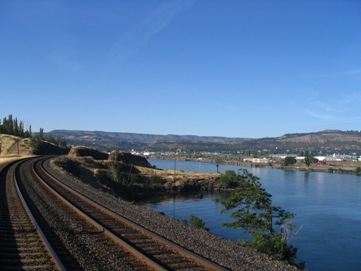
[216, 169, 303, 268]
[19, 120, 24, 137]
[57, 138, 67, 149]
[189, 215, 209, 231]
[7, 114, 13, 135]
[1, 115, 33, 138]
[284, 156, 297, 166]
[304, 151, 313, 167]
[39, 128, 44, 140]
[219, 170, 242, 188]
[183, 215, 209, 231]
[13, 117, 19, 136]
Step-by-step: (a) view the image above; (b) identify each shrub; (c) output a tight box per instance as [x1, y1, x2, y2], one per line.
[284, 156, 297, 166]
[216, 169, 303, 268]
[183, 215, 209, 231]
[148, 175, 166, 189]
[219, 170, 241, 188]
[55, 157, 82, 177]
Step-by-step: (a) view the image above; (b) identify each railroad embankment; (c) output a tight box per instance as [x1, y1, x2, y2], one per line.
[46, 157, 299, 271]
[59, 145, 226, 195]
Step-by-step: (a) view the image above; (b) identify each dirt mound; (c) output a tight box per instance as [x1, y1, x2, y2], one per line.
[67, 146, 151, 167]
[108, 150, 151, 168]
[0, 134, 33, 156]
[69, 146, 108, 160]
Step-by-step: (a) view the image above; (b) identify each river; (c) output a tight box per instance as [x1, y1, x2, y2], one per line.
[139, 159, 361, 271]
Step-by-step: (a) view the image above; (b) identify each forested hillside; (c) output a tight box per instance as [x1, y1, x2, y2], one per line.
[49, 129, 361, 156]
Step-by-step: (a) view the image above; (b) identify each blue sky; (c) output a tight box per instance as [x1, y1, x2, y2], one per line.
[1, 0, 361, 138]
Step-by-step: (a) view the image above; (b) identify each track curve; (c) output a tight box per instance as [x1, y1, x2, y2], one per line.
[0, 159, 65, 271]
[3, 156, 229, 270]
[34, 156, 229, 271]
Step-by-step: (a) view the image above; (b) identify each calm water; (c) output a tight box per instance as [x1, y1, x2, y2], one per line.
[140, 159, 361, 271]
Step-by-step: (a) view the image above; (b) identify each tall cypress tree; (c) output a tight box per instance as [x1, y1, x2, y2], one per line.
[7, 114, 13, 135]
[304, 151, 313, 167]
[14, 118, 19, 136]
[1, 115, 32, 138]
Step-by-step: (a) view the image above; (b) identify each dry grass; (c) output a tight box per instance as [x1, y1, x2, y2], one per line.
[0, 134, 35, 166]
[263, 160, 361, 173]
[0, 134, 34, 156]
[0, 156, 20, 165]
[311, 160, 361, 172]
[137, 165, 219, 182]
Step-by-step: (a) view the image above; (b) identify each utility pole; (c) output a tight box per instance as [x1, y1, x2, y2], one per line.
[127, 164, 133, 185]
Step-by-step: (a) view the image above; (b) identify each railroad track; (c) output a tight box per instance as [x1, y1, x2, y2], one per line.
[4, 157, 229, 270]
[0, 159, 65, 271]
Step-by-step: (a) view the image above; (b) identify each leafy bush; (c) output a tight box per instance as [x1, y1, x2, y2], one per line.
[55, 157, 81, 177]
[148, 175, 166, 189]
[216, 169, 304, 268]
[183, 215, 209, 231]
[219, 170, 242, 188]
[107, 162, 128, 184]
[284, 156, 297, 166]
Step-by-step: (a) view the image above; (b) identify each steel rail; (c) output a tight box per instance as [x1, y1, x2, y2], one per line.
[37, 157, 229, 271]
[14, 162, 67, 271]
[30, 157, 167, 271]
[0, 158, 66, 271]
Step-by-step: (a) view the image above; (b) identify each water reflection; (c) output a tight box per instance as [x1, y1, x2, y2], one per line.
[304, 171, 310, 182]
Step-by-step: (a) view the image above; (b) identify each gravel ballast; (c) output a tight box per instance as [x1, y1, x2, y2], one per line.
[46, 158, 299, 271]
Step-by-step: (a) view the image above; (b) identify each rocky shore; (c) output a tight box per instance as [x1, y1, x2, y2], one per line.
[47, 158, 299, 271]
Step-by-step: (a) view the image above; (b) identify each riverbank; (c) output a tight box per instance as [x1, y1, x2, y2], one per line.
[149, 155, 361, 175]
[144, 158, 361, 271]
[137, 165, 223, 193]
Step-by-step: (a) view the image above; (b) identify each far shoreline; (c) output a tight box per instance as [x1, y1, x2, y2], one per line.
[149, 155, 361, 176]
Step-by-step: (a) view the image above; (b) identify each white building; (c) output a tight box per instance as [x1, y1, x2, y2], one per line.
[243, 157, 270, 163]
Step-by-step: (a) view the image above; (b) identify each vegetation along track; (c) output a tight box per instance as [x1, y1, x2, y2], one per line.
[9, 156, 230, 270]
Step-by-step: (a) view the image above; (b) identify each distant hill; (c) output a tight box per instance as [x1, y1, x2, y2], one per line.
[49, 129, 361, 155]
[49, 130, 247, 151]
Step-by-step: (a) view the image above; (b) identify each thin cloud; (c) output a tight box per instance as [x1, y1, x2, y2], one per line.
[305, 110, 335, 121]
[308, 91, 361, 115]
[111, 0, 196, 58]
[304, 94, 361, 127]
[317, 68, 361, 78]
[310, 100, 345, 114]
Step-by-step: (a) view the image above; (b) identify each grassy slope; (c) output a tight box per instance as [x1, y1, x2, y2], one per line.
[0, 134, 34, 156]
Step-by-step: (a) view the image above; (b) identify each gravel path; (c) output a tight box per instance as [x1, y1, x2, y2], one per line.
[46, 158, 299, 271]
